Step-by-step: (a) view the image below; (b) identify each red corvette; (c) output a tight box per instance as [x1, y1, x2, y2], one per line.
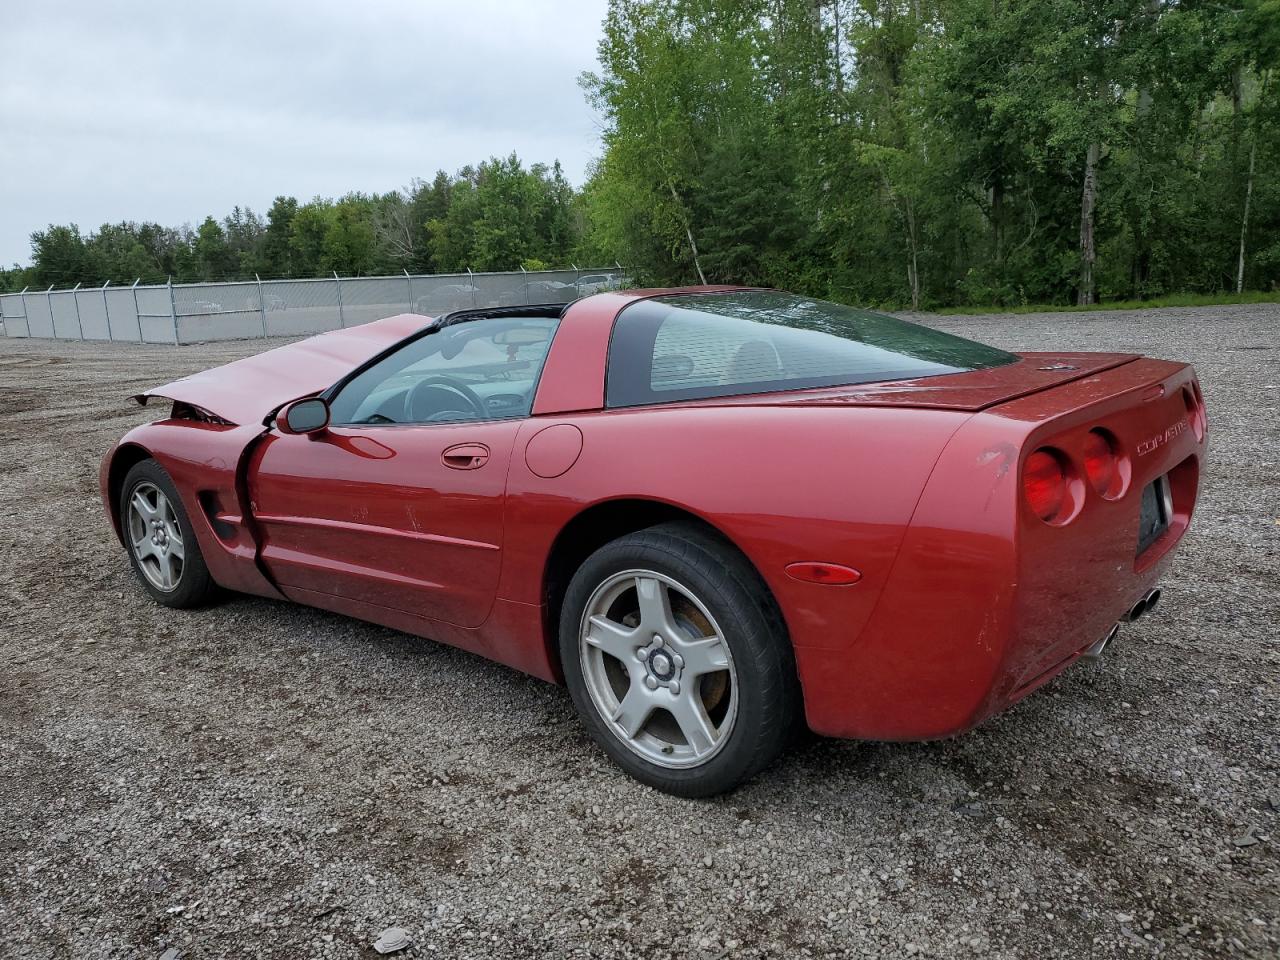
[100, 288, 1206, 795]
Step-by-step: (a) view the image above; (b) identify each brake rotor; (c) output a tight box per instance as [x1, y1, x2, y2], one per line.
[673, 597, 730, 713]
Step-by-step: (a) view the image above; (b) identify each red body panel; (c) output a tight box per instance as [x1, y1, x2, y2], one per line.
[99, 421, 285, 601]
[795, 358, 1202, 738]
[712, 352, 1139, 410]
[101, 289, 1206, 740]
[132, 313, 431, 423]
[247, 420, 519, 629]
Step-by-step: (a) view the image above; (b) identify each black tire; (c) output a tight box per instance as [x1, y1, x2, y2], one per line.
[559, 522, 800, 797]
[119, 459, 218, 609]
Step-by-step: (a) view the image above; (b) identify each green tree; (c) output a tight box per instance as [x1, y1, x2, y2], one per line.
[29, 225, 91, 287]
[0, 263, 34, 293]
[192, 216, 236, 280]
[586, 0, 1279, 305]
[321, 195, 379, 275]
[262, 196, 299, 278]
[428, 168, 480, 272]
[289, 201, 334, 277]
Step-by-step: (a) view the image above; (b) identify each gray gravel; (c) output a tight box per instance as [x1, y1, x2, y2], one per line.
[1, 303, 1277, 959]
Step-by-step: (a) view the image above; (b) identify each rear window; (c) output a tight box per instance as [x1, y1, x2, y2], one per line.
[606, 291, 1017, 407]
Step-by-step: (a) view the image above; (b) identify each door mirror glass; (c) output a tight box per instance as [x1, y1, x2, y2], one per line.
[277, 397, 330, 435]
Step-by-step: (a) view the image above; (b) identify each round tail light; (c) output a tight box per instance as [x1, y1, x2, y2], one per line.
[1023, 448, 1071, 523]
[1183, 384, 1206, 441]
[1083, 428, 1126, 499]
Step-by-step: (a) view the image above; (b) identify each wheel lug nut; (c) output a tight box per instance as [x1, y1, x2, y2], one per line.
[644, 676, 658, 690]
[672, 654, 684, 668]
[636, 648, 648, 661]
[668, 680, 680, 695]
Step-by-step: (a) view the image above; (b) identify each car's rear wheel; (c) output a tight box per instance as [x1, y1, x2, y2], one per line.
[559, 523, 799, 796]
[120, 459, 217, 608]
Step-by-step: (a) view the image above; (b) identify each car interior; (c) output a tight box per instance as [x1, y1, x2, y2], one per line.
[326, 305, 567, 426]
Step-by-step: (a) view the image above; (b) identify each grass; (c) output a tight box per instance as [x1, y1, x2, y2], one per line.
[931, 289, 1280, 315]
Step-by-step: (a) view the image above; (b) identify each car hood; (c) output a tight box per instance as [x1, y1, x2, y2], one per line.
[133, 313, 430, 425]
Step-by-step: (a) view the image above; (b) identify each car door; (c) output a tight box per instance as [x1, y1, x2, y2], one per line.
[246, 314, 560, 628]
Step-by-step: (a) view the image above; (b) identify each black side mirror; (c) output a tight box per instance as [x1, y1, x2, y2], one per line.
[275, 397, 330, 436]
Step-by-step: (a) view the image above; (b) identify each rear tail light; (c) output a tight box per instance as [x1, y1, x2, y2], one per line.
[1023, 447, 1075, 524]
[1182, 384, 1206, 441]
[1083, 428, 1127, 499]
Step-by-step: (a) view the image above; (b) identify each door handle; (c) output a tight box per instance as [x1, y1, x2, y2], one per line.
[441, 442, 490, 470]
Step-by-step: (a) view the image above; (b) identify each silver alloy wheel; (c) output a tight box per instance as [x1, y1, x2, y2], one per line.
[579, 569, 738, 769]
[126, 481, 185, 592]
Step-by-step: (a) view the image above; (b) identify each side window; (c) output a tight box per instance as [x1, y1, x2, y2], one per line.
[328, 317, 559, 426]
[650, 310, 758, 391]
[606, 292, 1016, 407]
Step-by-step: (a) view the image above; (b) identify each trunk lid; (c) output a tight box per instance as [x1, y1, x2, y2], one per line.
[689, 352, 1139, 412]
[996, 357, 1204, 693]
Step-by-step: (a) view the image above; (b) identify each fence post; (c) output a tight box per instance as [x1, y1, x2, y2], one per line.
[46, 285, 56, 339]
[334, 271, 346, 327]
[256, 273, 267, 338]
[572, 264, 581, 302]
[167, 276, 179, 345]
[19, 286, 29, 338]
[102, 280, 113, 341]
[468, 268, 476, 307]
[70, 282, 85, 339]
[404, 268, 414, 312]
[520, 265, 528, 305]
[132, 279, 143, 342]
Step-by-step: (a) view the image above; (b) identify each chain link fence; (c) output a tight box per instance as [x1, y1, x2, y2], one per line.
[0, 266, 627, 345]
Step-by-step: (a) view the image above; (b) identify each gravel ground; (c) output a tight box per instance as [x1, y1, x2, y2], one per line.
[0, 304, 1276, 960]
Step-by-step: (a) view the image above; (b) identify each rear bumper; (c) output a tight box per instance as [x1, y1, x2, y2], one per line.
[794, 570, 1173, 741]
[796, 358, 1204, 740]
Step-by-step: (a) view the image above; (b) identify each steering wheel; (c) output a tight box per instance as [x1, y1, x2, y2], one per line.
[407, 375, 489, 423]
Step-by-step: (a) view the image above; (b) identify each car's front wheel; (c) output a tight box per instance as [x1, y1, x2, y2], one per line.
[120, 459, 217, 608]
[559, 523, 799, 797]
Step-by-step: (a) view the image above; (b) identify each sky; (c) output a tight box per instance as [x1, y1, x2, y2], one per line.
[0, 0, 609, 267]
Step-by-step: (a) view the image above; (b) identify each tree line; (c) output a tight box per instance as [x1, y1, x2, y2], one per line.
[0, 155, 592, 292]
[583, 0, 1278, 307]
[4, 1, 1278, 309]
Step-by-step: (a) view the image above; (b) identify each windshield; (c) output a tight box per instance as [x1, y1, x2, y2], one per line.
[328, 316, 560, 425]
[606, 291, 1017, 407]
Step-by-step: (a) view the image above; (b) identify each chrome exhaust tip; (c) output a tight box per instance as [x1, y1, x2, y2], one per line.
[1123, 598, 1147, 622]
[1144, 588, 1161, 614]
[1122, 588, 1162, 623]
[1082, 624, 1120, 661]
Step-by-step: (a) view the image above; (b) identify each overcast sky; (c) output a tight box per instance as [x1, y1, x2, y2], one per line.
[0, 0, 608, 267]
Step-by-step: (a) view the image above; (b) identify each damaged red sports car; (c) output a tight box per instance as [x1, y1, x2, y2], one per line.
[100, 288, 1206, 795]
